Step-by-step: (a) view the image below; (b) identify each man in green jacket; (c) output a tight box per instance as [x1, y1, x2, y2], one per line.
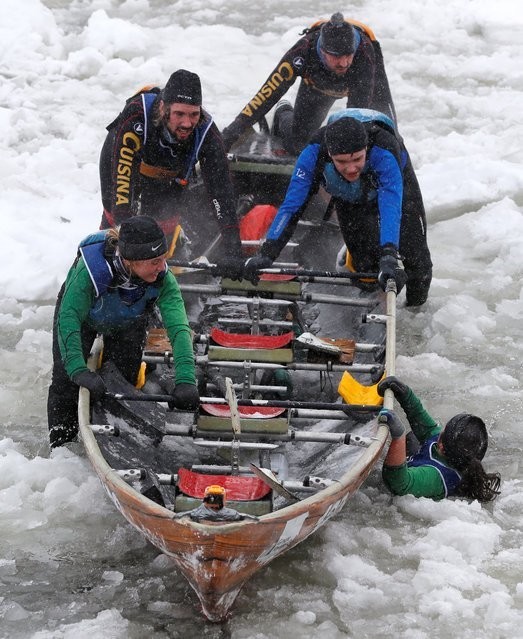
[378, 377, 500, 502]
[47, 216, 199, 448]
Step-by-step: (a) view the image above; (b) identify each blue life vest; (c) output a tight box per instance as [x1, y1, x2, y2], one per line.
[78, 234, 160, 332]
[327, 107, 396, 133]
[322, 162, 376, 203]
[141, 92, 214, 185]
[408, 435, 462, 497]
[322, 108, 401, 204]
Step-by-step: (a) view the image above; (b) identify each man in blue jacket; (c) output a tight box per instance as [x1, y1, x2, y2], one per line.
[244, 109, 432, 306]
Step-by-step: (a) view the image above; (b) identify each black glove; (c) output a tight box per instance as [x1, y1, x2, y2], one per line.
[168, 383, 200, 411]
[221, 121, 243, 153]
[378, 244, 407, 293]
[72, 370, 106, 402]
[377, 376, 410, 402]
[215, 255, 245, 281]
[378, 409, 405, 440]
[243, 254, 274, 285]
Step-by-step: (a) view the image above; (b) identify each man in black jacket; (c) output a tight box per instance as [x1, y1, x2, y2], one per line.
[222, 13, 396, 155]
[99, 69, 243, 275]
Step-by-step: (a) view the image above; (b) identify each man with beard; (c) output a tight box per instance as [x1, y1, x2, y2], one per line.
[222, 12, 396, 155]
[99, 69, 243, 277]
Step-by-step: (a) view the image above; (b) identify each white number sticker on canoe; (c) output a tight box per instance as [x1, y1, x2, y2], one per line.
[257, 512, 309, 565]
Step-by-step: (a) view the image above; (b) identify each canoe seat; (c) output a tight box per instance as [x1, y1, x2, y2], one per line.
[197, 401, 288, 433]
[175, 468, 273, 516]
[208, 329, 295, 363]
[177, 468, 270, 500]
[210, 328, 294, 349]
[220, 277, 302, 296]
[201, 404, 287, 418]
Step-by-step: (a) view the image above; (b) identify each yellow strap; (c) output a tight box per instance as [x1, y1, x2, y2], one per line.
[167, 224, 182, 259]
[344, 248, 377, 283]
[338, 370, 383, 405]
[135, 361, 147, 389]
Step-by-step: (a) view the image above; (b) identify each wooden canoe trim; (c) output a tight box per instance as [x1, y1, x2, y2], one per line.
[145, 327, 172, 354]
[210, 328, 294, 349]
[201, 403, 287, 418]
[307, 338, 356, 364]
[177, 468, 271, 500]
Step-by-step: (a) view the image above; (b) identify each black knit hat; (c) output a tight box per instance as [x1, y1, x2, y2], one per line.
[118, 216, 168, 260]
[325, 117, 368, 155]
[319, 13, 356, 56]
[163, 69, 202, 105]
[441, 413, 488, 468]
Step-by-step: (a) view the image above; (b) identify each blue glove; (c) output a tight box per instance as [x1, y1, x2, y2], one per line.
[378, 244, 407, 293]
[243, 254, 273, 285]
[378, 409, 405, 440]
[72, 370, 106, 402]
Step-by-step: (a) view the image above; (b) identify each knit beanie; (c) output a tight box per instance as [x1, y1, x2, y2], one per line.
[319, 13, 357, 56]
[163, 69, 202, 105]
[325, 117, 368, 155]
[118, 216, 168, 260]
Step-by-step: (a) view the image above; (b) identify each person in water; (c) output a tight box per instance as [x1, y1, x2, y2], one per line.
[378, 376, 501, 501]
[47, 216, 199, 449]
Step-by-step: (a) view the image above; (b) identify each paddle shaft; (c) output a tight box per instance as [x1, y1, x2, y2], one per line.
[107, 392, 381, 412]
[167, 259, 377, 281]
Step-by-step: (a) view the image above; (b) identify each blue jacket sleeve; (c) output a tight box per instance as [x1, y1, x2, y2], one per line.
[368, 145, 403, 247]
[264, 144, 320, 253]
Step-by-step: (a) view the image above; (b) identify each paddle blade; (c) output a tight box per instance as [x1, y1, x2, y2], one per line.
[338, 371, 384, 406]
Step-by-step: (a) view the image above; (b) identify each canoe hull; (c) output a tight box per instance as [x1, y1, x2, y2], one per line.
[79, 395, 387, 621]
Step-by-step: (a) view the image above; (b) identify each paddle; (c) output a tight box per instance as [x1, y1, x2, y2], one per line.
[107, 392, 382, 413]
[225, 377, 241, 475]
[249, 463, 300, 503]
[167, 259, 377, 281]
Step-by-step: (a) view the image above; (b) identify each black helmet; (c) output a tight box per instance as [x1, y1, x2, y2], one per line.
[319, 13, 357, 56]
[325, 117, 368, 155]
[118, 216, 168, 260]
[440, 413, 488, 468]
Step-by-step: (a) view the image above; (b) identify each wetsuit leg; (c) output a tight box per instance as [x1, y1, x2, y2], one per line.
[102, 317, 149, 385]
[336, 200, 381, 273]
[280, 83, 335, 155]
[399, 156, 433, 306]
[47, 286, 97, 448]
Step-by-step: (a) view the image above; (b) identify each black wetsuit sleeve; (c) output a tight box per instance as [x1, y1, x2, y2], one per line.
[99, 98, 145, 226]
[198, 124, 242, 256]
[224, 38, 309, 139]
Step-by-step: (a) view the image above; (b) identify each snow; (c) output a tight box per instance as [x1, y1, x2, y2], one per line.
[1, 0, 522, 637]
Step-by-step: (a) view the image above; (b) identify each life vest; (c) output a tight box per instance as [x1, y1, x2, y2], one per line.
[408, 435, 462, 497]
[327, 107, 396, 135]
[138, 89, 214, 186]
[109, 85, 214, 186]
[322, 108, 400, 203]
[239, 204, 278, 255]
[78, 233, 161, 331]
